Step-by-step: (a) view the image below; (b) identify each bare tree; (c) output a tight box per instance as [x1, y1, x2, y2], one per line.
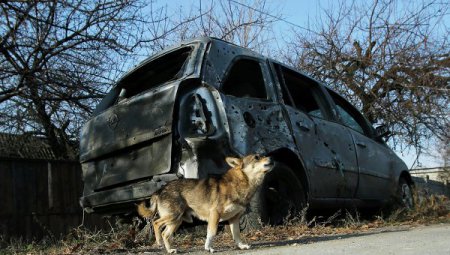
[145, 0, 281, 54]
[0, 0, 281, 159]
[0, 0, 178, 159]
[284, 0, 449, 155]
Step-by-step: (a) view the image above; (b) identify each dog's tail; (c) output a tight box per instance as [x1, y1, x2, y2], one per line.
[137, 195, 158, 220]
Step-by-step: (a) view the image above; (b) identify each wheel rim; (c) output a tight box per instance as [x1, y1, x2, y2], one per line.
[261, 168, 305, 225]
[264, 179, 292, 224]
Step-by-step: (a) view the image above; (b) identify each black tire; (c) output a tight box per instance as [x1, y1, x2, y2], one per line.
[398, 177, 414, 210]
[240, 162, 306, 231]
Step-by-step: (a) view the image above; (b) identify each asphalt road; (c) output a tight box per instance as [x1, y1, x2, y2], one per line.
[235, 224, 450, 255]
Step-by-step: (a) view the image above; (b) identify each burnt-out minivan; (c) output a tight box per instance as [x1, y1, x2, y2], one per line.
[79, 37, 413, 227]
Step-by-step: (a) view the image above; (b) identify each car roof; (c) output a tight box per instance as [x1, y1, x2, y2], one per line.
[116, 36, 338, 95]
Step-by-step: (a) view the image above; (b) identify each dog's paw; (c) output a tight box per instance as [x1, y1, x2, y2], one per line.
[238, 243, 251, 250]
[168, 248, 177, 253]
[205, 247, 215, 253]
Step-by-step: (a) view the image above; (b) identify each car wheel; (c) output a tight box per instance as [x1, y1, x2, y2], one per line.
[240, 162, 306, 231]
[398, 177, 414, 210]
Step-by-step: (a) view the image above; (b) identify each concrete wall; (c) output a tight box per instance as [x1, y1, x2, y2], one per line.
[412, 176, 450, 197]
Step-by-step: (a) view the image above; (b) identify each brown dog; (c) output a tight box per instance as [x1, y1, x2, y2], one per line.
[137, 154, 273, 253]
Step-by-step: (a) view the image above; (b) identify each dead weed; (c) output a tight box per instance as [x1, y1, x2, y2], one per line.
[1, 189, 449, 254]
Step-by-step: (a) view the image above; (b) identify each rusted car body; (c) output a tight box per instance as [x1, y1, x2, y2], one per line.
[79, 37, 413, 221]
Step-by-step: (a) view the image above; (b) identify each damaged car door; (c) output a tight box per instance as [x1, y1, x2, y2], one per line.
[327, 89, 394, 202]
[219, 58, 294, 155]
[272, 63, 359, 201]
[79, 46, 198, 207]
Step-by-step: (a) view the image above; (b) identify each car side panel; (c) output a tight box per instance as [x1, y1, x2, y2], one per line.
[351, 130, 397, 201]
[287, 110, 358, 199]
[222, 96, 296, 156]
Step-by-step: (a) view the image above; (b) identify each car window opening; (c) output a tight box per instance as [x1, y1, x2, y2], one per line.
[276, 65, 324, 118]
[221, 59, 267, 99]
[117, 47, 193, 100]
[327, 89, 372, 136]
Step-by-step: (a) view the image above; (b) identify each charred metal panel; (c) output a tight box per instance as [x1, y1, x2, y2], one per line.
[222, 96, 295, 156]
[80, 173, 179, 213]
[312, 118, 358, 198]
[177, 86, 232, 179]
[202, 39, 267, 89]
[284, 104, 358, 199]
[80, 82, 179, 192]
[80, 83, 179, 162]
[83, 135, 172, 190]
[178, 87, 224, 139]
[351, 130, 399, 200]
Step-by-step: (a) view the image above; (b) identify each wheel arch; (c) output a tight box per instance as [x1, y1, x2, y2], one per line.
[399, 170, 415, 187]
[266, 148, 310, 200]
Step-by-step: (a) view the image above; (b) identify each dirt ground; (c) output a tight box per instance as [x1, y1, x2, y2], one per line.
[2, 193, 449, 254]
[127, 223, 450, 254]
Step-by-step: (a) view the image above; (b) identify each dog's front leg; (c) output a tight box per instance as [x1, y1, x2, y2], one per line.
[229, 214, 250, 250]
[205, 210, 220, 253]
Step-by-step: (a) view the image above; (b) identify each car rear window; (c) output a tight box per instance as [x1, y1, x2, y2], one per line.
[118, 47, 192, 99]
[92, 47, 192, 115]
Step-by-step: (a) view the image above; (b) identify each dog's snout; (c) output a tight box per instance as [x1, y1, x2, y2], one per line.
[264, 157, 274, 168]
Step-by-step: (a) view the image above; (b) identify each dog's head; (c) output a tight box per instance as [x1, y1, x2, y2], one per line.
[226, 154, 273, 184]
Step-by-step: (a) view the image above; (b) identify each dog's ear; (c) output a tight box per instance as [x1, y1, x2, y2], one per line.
[226, 157, 242, 168]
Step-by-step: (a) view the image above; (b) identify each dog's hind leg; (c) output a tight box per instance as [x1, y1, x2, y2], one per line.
[153, 216, 170, 247]
[204, 210, 220, 253]
[153, 218, 164, 246]
[229, 214, 250, 250]
[161, 218, 182, 254]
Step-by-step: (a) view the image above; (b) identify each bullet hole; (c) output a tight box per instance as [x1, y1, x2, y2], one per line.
[243, 112, 256, 128]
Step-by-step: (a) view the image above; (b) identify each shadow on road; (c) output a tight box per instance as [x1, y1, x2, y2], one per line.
[244, 227, 410, 251]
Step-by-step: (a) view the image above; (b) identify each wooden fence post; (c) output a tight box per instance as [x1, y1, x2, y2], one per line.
[48, 161, 53, 209]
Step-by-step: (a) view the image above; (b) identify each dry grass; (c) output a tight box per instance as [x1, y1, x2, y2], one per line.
[2, 191, 449, 254]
